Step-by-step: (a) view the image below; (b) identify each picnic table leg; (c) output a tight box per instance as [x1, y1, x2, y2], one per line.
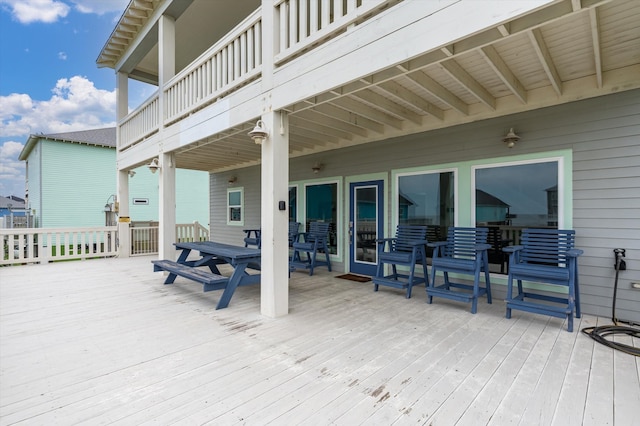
[162, 248, 192, 284]
[216, 263, 248, 309]
[176, 248, 191, 263]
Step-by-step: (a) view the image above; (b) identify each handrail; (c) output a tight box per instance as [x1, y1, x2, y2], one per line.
[274, 0, 399, 65]
[117, 1, 404, 149]
[1, 226, 118, 265]
[163, 10, 263, 125]
[130, 222, 210, 256]
[119, 91, 160, 151]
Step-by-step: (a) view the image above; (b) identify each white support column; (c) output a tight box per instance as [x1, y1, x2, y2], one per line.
[159, 152, 176, 260]
[116, 71, 130, 257]
[260, 110, 290, 317]
[117, 169, 130, 257]
[157, 15, 176, 261]
[159, 14, 176, 120]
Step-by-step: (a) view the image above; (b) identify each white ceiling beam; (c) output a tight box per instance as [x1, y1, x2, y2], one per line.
[529, 28, 563, 95]
[480, 45, 527, 104]
[332, 97, 403, 129]
[351, 89, 423, 125]
[405, 71, 469, 115]
[295, 110, 369, 137]
[589, 7, 603, 88]
[439, 60, 496, 110]
[289, 116, 353, 140]
[311, 104, 385, 134]
[378, 81, 445, 121]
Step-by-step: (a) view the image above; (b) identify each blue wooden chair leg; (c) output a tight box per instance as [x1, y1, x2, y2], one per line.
[324, 247, 332, 272]
[308, 250, 316, 276]
[484, 257, 492, 304]
[575, 275, 581, 318]
[506, 276, 514, 319]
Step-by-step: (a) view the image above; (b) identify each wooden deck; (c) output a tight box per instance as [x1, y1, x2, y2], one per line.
[1, 256, 638, 425]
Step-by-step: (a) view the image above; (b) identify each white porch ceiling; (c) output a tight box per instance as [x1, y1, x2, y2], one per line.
[100, 0, 640, 172]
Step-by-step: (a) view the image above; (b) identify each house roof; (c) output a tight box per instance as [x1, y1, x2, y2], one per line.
[476, 189, 509, 207]
[19, 127, 116, 161]
[0, 196, 26, 209]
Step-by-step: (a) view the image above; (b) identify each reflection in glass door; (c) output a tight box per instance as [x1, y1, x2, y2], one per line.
[349, 180, 383, 276]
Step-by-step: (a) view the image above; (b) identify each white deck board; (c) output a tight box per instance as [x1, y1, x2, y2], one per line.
[1, 256, 638, 425]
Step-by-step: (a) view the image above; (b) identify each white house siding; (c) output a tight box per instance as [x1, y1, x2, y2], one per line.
[210, 89, 640, 322]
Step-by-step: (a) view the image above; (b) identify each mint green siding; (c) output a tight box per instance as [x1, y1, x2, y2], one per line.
[28, 139, 209, 229]
[40, 141, 115, 228]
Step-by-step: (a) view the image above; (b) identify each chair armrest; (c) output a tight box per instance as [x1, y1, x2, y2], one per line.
[503, 245, 523, 253]
[408, 239, 429, 247]
[567, 248, 584, 257]
[375, 237, 395, 243]
[475, 243, 491, 251]
[296, 232, 309, 242]
[427, 241, 447, 248]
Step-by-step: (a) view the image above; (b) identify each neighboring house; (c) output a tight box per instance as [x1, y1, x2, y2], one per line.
[98, 0, 640, 321]
[0, 196, 28, 228]
[18, 128, 209, 229]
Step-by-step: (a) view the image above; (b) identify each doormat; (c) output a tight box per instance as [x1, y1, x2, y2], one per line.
[336, 273, 372, 283]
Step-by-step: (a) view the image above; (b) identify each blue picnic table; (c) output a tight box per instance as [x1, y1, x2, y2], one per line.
[152, 241, 261, 309]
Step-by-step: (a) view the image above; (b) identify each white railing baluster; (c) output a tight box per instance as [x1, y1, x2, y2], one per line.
[118, 2, 399, 147]
[0, 226, 119, 265]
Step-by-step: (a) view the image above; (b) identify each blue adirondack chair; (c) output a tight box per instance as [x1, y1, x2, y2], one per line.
[427, 227, 491, 314]
[504, 228, 582, 332]
[288, 221, 300, 248]
[372, 225, 429, 298]
[290, 221, 332, 276]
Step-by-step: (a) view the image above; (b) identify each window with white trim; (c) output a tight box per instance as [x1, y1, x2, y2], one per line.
[227, 187, 244, 225]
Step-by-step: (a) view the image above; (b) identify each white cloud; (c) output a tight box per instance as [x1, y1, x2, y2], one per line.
[0, 0, 129, 23]
[2, 0, 70, 24]
[0, 141, 26, 197]
[58, 51, 67, 60]
[0, 75, 116, 139]
[71, 0, 129, 15]
[0, 76, 117, 196]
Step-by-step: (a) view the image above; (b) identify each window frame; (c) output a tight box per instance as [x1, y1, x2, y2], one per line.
[471, 154, 567, 229]
[391, 150, 572, 231]
[226, 187, 244, 226]
[301, 178, 343, 260]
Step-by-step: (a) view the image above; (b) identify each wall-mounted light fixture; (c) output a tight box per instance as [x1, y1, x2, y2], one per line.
[128, 170, 136, 178]
[311, 162, 323, 174]
[148, 158, 160, 173]
[502, 128, 520, 148]
[248, 120, 268, 145]
[228, 176, 237, 185]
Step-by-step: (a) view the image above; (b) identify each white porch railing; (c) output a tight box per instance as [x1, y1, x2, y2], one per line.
[0, 227, 118, 266]
[163, 10, 263, 126]
[117, 1, 403, 150]
[274, 0, 399, 65]
[130, 222, 210, 256]
[119, 93, 160, 151]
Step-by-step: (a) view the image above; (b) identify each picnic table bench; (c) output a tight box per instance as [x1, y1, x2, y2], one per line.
[152, 241, 261, 309]
[152, 259, 229, 291]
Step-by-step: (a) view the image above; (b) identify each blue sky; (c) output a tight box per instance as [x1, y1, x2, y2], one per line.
[0, 0, 153, 198]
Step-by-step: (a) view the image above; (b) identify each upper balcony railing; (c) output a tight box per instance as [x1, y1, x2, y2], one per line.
[118, 0, 401, 151]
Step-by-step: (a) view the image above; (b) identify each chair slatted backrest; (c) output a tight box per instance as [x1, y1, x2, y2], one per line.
[289, 222, 300, 245]
[519, 229, 576, 266]
[426, 225, 443, 243]
[307, 221, 330, 241]
[442, 227, 489, 259]
[392, 225, 428, 252]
